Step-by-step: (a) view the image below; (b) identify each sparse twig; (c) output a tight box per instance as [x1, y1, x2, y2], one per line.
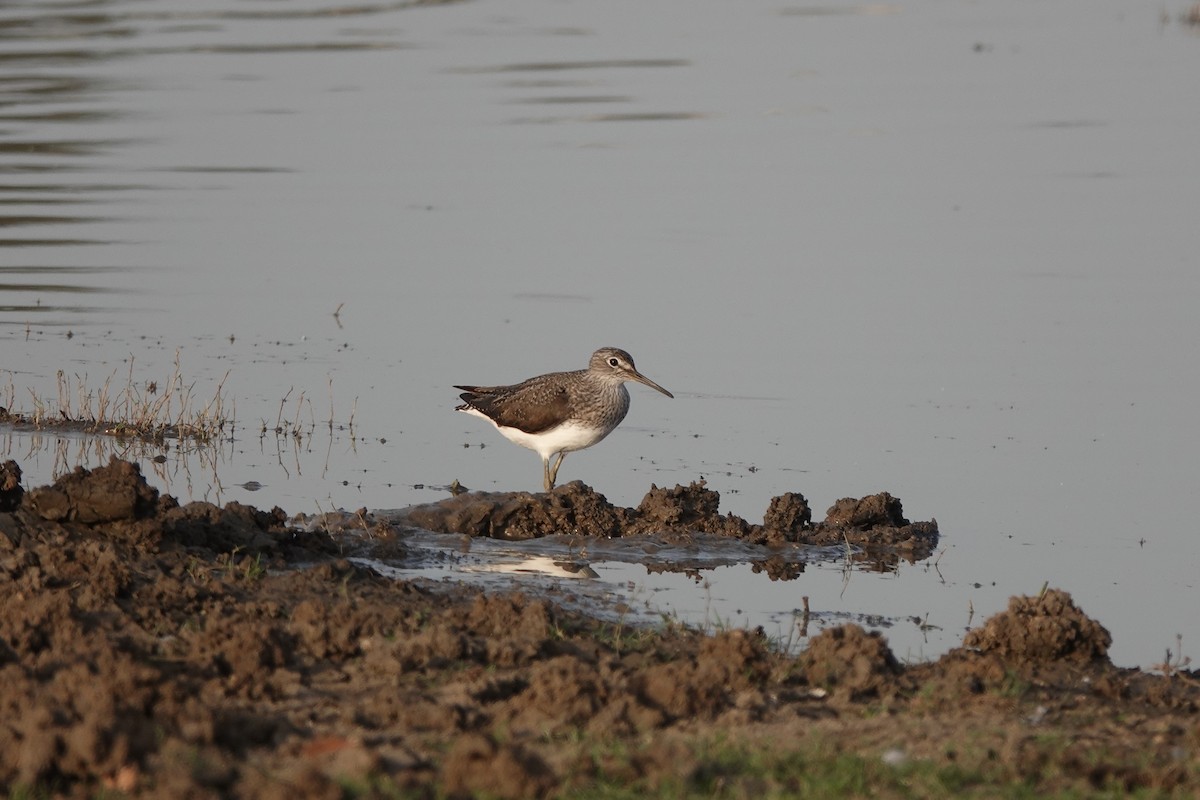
[1150, 634, 1198, 683]
[276, 388, 293, 434]
[327, 377, 335, 433]
[2, 371, 15, 411]
[840, 530, 854, 598]
[931, 546, 947, 583]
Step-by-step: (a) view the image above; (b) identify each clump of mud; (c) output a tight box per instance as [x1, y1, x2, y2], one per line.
[0, 460, 21, 512]
[762, 491, 812, 535]
[401, 481, 939, 559]
[963, 588, 1112, 664]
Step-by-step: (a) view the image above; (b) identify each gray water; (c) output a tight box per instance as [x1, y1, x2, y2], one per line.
[3, 0, 1198, 668]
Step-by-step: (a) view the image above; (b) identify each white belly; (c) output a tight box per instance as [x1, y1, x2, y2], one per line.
[460, 408, 609, 461]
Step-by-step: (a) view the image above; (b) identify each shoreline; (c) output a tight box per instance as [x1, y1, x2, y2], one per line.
[1, 459, 1196, 797]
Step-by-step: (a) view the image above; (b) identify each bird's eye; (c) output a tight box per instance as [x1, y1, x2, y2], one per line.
[608, 357, 620, 367]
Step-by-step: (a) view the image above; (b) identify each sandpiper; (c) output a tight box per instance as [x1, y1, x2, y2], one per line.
[455, 347, 673, 491]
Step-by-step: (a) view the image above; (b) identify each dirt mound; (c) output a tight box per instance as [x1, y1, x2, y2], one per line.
[800, 624, 902, 700]
[633, 629, 773, 722]
[963, 588, 1112, 664]
[824, 492, 907, 528]
[24, 458, 159, 524]
[401, 481, 938, 559]
[403, 481, 629, 540]
[792, 492, 940, 558]
[626, 482, 751, 538]
[440, 733, 555, 800]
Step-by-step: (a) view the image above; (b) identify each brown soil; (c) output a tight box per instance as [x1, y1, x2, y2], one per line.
[2, 458, 1198, 798]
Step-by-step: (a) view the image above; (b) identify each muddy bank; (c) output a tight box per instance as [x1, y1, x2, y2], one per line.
[1, 459, 1198, 798]
[400, 481, 940, 563]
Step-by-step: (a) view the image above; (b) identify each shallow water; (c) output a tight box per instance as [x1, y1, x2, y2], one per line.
[3, 0, 1199, 668]
[354, 528, 949, 661]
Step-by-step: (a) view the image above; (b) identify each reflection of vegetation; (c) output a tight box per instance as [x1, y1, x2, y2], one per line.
[1, 350, 231, 443]
[0, 407, 233, 506]
[1, 352, 238, 504]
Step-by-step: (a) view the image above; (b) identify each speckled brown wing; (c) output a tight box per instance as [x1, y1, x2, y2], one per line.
[455, 378, 572, 435]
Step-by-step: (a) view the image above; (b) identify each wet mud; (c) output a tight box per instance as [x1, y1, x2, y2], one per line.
[400, 481, 940, 562]
[1, 459, 1198, 798]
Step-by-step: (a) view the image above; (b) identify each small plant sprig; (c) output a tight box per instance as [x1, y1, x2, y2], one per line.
[217, 546, 266, 582]
[1151, 634, 1198, 682]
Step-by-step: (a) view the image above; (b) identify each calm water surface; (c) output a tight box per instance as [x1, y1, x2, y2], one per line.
[3, 0, 1199, 667]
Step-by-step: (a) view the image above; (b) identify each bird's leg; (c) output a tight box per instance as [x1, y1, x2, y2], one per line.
[542, 455, 553, 492]
[547, 452, 566, 489]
